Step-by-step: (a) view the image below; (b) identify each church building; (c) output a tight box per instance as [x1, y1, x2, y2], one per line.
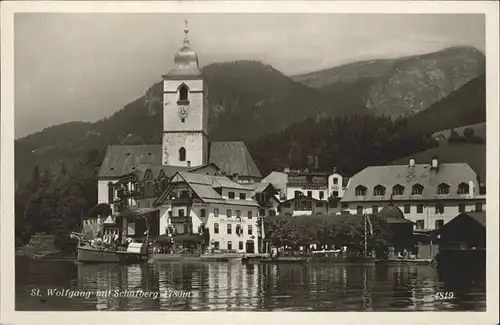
[97, 22, 262, 207]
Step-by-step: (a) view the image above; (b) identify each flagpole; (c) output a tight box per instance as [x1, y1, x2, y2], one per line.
[364, 215, 367, 257]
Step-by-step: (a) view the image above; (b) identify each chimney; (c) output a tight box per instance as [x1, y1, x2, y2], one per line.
[409, 158, 415, 167]
[314, 156, 319, 171]
[186, 161, 191, 168]
[332, 167, 337, 174]
[233, 173, 239, 183]
[431, 156, 439, 169]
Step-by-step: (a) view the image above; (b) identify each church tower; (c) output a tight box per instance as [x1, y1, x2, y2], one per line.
[162, 21, 209, 167]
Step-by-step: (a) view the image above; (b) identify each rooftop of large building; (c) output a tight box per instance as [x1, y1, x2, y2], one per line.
[342, 161, 479, 202]
[98, 141, 262, 180]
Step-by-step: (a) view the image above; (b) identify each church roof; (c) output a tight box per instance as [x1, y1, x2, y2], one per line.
[209, 141, 262, 178]
[99, 142, 261, 179]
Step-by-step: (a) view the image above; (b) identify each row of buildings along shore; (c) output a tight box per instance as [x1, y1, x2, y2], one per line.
[91, 24, 486, 255]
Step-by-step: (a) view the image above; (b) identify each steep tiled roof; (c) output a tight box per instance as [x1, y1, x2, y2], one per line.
[155, 171, 259, 207]
[99, 142, 261, 179]
[209, 141, 262, 178]
[342, 163, 479, 202]
[99, 145, 161, 179]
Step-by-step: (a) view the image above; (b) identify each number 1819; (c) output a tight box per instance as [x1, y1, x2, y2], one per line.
[434, 292, 454, 300]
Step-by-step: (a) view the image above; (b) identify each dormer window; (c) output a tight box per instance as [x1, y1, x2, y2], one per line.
[178, 84, 189, 104]
[437, 183, 450, 195]
[392, 184, 405, 196]
[457, 182, 470, 195]
[355, 185, 367, 196]
[412, 184, 424, 195]
[373, 185, 386, 196]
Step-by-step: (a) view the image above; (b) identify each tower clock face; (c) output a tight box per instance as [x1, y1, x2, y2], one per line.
[178, 106, 188, 119]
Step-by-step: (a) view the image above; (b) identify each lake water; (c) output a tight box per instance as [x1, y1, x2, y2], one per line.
[15, 257, 486, 311]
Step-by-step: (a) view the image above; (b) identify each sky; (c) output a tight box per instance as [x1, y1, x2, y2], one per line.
[14, 13, 485, 139]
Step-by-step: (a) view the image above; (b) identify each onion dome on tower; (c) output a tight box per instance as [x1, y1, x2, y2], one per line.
[164, 20, 202, 79]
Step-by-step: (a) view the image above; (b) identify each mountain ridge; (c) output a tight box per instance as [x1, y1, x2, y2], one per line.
[15, 46, 486, 188]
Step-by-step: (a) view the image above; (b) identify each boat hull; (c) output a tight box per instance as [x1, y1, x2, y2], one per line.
[77, 247, 147, 264]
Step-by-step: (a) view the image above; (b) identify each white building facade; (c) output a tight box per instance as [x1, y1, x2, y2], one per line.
[155, 172, 261, 253]
[341, 158, 486, 230]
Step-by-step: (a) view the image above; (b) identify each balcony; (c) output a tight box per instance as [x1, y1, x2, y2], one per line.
[170, 197, 193, 206]
[170, 216, 192, 224]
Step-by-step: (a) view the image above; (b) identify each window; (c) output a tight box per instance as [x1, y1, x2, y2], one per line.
[457, 182, 470, 194]
[214, 223, 219, 234]
[179, 209, 185, 217]
[239, 241, 244, 250]
[435, 204, 444, 214]
[373, 185, 386, 196]
[417, 204, 423, 214]
[214, 208, 219, 217]
[247, 211, 253, 219]
[355, 186, 367, 196]
[179, 147, 186, 162]
[416, 220, 424, 230]
[284, 202, 291, 208]
[372, 205, 378, 214]
[332, 191, 339, 197]
[319, 191, 324, 200]
[357, 206, 363, 215]
[316, 202, 323, 208]
[392, 184, 404, 196]
[333, 178, 338, 184]
[307, 191, 312, 198]
[248, 225, 253, 235]
[437, 183, 450, 195]
[236, 225, 242, 235]
[227, 241, 232, 250]
[227, 209, 232, 218]
[236, 210, 241, 218]
[227, 224, 232, 234]
[228, 192, 235, 199]
[329, 200, 338, 208]
[294, 191, 302, 198]
[108, 183, 114, 204]
[459, 204, 466, 213]
[404, 205, 411, 214]
[412, 184, 424, 195]
[475, 203, 483, 212]
[259, 209, 265, 217]
[200, 209, 206, 218]
[179, 84, 189, 102]
[214, 242, 219, 250]
[239, 193, 246, 200]
[269, 210, 276, 216]
[435, 219, 444, 229]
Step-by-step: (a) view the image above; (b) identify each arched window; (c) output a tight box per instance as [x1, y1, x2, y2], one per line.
[392, 184, 405, 196]
[457, 182, 470, 195]
[179, 147, 186, 161]
[355, 185, 367, 196]
[179, 84, 189, 102]
[437, 183, 450, 195]
[412, 184, 424, 195]
[373, 185, 386, 196]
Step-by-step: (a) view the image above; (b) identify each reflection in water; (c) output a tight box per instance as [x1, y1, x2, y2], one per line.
[15, 257, 485, 311]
